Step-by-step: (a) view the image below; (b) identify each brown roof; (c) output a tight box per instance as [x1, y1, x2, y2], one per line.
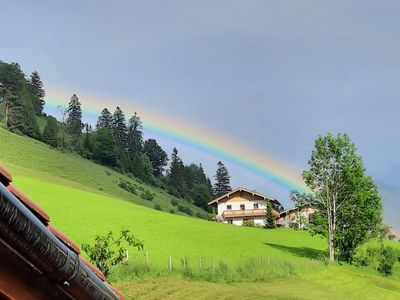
[0, 163, 124, 300]
[208, 187, 281, 206]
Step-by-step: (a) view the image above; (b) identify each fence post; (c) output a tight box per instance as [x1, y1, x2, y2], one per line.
[199, 256, 202, 269]
[213, 259, 216, 276]
[183, 256, 186, 269]
[145, 251, 149, 264]
[169, 256, 172, 271]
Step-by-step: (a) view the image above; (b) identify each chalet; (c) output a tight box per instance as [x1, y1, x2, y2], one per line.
[208, 187, 281, 226]
[276, 204, 317, 228]
[0, 163, 124, 300]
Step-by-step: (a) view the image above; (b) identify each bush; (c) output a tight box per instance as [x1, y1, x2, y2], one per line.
[243, 219, 255, 227]
[177, 205, 193, 216]
[169, 209, 175, 214]
[377, 246, 397, 276]
[118, 180, 137, 195]
[195, 212, 204, 219]
[154, 204, 162, 211]
[170, 199, 178, 206]
[81, 229, 143, 277]
[140, 190, 154, 201]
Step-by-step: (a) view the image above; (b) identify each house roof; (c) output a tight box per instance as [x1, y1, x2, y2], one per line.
[208, 187, 281, 206]
[0, 163, 124, 300]
[279, 204, 314, 217]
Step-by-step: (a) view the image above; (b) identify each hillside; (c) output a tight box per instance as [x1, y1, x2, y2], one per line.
[2, 128, 400, 299]
[0, 127, 206, 217]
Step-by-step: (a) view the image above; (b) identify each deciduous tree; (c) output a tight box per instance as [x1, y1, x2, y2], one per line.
[302, 133, 382, 262]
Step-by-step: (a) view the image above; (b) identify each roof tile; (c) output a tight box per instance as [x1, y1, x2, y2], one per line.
[6, 184, 50, 223]
[47, 224, 81, 254]
[105, 282, 126, 300]
[80, 256, 106, 282]
[0, 163, 12, 184]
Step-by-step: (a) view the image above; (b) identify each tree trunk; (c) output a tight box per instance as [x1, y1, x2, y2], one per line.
[328, 232, 335, 262]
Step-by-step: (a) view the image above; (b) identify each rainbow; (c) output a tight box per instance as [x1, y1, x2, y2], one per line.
[45, 87, 308, 193]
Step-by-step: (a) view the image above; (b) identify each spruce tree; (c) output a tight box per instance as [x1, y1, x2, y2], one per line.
[212, 161, 232, 198]
[66, 94, 83, 135]
[127, 112, 143, 171]
[144, 138, 168, 177]
[29, 71, 45, 115]
[168, 148, 186, 197]
[96, 108, 113, 129]
[42, 115, 59, 147]
[111, 106, 128, 168]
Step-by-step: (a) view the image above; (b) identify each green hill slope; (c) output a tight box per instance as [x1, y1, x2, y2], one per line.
[0, 127, 205, 216]
[2, 128, 400, 299]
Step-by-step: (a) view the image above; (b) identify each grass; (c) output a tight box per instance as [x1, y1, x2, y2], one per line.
[2, 128, 400, 299]
[0, 127, 205, 217]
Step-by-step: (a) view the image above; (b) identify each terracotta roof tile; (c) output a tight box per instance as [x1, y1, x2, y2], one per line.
[6, 184, 50, 224]
[80, 256, 106, 282]
[47, 224, 81, 254]
[0, 164, 12, 184]
[105, 282, 126, 300]
[0, 162, 124, 299]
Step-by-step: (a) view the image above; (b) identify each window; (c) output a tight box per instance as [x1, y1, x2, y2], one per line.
[240, 204, 245, 210]
[227, 205, 232, 210]
[253, 203, 259, 209]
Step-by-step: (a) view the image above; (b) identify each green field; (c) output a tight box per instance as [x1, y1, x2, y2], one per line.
[2, 128, 400, 299]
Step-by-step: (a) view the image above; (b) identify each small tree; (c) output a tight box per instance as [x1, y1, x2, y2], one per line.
[265, 201, 276, 229]
[81, 229, 143, 277]
[377, 246, 397, 276]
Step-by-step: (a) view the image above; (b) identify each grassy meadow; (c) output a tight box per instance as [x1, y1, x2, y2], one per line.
[2, 128, 400, 299]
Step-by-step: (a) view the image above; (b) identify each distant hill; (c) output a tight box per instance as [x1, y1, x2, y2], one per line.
[377, 181, 400, 230]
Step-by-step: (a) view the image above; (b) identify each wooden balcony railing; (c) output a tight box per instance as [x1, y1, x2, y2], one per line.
[222, 209, 266, 218]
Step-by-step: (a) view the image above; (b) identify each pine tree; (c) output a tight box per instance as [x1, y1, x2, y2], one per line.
[212, 161, 232, 197]
[92, 128, 117, 166]
[144, 138, 168, 177]
[265, 201, 276, 229]
[29, 71, 45, 115]
[66, 94, 83, 135]
[42, 115, 59, 147]
[127, 112, 143, 171]
[168, 148, 186, 197]
[96, 108, 113, 129]
[83, 123, 93, 158]
[111, 106, 128, 168]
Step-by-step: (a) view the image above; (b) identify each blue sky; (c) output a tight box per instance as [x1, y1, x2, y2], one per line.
[1, 1, 399, 225]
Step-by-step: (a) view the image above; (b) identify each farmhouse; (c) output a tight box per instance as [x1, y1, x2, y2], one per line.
[208, 187, 281, 226]
[276, 204, 317, 228]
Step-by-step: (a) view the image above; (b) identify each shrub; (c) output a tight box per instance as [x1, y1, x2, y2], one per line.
[177, 205, 193, 216]
[170, 199, 178, 206]
[243, 219, 255, 227]
[81, 229, 143, 277]
[195, 212, 204, 219]
[118, 180, 137, 195]
[169, 209, 175, 214]
[377, 246, 397, 276]
[154, 204, 162, 211]
[140, 190, 154, 201]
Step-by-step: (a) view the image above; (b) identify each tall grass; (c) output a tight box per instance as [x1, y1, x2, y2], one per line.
[108, 255, 326, 283]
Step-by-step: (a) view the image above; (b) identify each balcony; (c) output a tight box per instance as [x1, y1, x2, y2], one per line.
[222, 209, 267, 218]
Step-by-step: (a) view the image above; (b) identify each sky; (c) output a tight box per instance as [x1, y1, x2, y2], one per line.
[1, 1, 399, 224]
